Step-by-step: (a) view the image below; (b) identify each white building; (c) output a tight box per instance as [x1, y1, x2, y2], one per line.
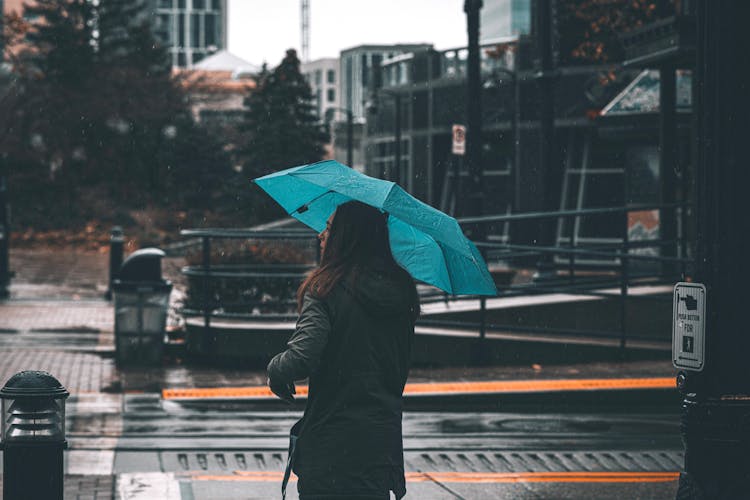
[301, 57, 339, 123]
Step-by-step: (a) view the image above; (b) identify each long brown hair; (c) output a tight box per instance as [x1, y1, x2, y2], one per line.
[297, 201, 419, 318]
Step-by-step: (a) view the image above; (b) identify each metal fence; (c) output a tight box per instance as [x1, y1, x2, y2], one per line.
[180, 202, 690, 351]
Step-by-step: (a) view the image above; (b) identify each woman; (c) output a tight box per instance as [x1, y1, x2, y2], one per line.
[267, 200, 420, 500]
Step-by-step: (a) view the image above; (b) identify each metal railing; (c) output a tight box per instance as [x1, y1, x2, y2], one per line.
[179, 228, 320, 333]
[180, 201, 690, 352]
[451, 201, 690, 350]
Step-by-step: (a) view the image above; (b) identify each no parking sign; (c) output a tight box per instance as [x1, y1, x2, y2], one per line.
[452, 124, 466, 156]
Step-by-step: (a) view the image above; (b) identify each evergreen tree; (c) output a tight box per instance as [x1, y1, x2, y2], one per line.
[22, 0, 96, 85]
[239, 49, 328, 178]
[13, 0, 98, 211]
[92, 0, 189, 200]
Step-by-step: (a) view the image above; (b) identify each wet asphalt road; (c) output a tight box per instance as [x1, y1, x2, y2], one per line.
[54, 393, 684, 499]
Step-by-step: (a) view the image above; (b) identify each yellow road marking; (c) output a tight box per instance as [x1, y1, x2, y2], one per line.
[189, 471, 680, 484]
[162, 377, 675, 400]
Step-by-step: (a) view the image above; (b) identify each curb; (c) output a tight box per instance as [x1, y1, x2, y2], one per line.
[163, 377, 679, 412]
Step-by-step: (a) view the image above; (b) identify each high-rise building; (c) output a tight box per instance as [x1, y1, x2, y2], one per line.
[148, 0, 228, 68]
[339, 44, 432, 121]
[2, 1, 227, 69]
[481, 0, 531, 43]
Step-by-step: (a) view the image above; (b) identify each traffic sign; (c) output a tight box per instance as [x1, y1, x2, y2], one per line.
[452, 124, 466, 156]
[672, 282, 706, 371]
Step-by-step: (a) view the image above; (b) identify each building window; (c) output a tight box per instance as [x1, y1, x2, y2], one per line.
[192, 13, 201, 47]
[178, 13, 185, 47]
[158, 0, 173, 8]
[193, 0, 205, 9]
[178, 51, 187, 67]
[361, 53, 369, 87]
[156, 14, 173, 44]
[327, 69, 335, 83]
[327, 88, 335, 103]
[178, 0, 186, 9]
[205, 13, 216, 47]
[315, 70, 322, 85]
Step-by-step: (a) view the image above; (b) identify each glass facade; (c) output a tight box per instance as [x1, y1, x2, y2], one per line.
[340, 46, 431, 121]
[150, 0, 227, 68]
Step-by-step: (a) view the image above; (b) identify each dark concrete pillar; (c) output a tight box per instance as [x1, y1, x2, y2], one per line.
[676, 2, 750, 498]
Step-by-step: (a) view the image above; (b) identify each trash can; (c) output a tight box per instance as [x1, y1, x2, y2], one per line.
[113, 248, 173, 365]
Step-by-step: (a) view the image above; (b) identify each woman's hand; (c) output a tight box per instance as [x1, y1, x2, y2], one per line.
[268, 377, 295, 404]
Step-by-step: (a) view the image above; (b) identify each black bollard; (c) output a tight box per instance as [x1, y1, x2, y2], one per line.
[106, 226, 124, 300]
[0, 370, 69, 500]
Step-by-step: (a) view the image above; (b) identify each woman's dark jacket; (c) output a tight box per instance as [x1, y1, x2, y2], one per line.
[267, 265, 416, 498]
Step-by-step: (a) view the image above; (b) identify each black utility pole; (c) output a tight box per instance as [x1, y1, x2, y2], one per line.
[533, 0, 557, 280]
[0, 177, 9, 299]
[659, 65, 678, 276]
[325, 107, 354, 167]
[513, 69, 522, 214]
[394, 93, 402, 185]
[464, 0, 484, 237]
[676, 2, 750, 498]
[346, 109, 353, 168]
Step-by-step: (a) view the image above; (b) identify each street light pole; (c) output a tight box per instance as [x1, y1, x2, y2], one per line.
[533, 0, 558, 281]
[394, 93, 401, 185]
[464, 0, 484, 229]
[372, 89, 403, 184]
[346, 109, 353, 168]
[513, 70, 521, 213]
[326, 107, 354, 167]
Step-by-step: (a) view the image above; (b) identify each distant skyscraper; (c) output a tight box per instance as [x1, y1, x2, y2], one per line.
[481, 0, 531, 43]
[148, 0, 228, 68]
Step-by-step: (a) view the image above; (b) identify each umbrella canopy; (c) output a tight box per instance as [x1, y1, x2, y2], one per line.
[253, 160, 496, 296]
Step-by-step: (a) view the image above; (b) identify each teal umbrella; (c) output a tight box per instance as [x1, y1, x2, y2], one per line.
[253, 160, 496, 296]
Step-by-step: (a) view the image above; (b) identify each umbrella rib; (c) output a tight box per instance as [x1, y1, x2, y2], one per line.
[293, 189, 334, 215]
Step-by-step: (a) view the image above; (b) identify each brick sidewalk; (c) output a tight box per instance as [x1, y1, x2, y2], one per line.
[7, 250, 110, 300]
[0, 347, 116, 394]
[0, 301, 114, 333]
[0, 475, 114, 500]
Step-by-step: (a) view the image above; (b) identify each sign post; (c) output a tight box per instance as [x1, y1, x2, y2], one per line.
[451, 124, 466, 217]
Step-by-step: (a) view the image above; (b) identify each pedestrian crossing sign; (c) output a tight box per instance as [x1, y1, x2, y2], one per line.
[672, 282, 706, 371]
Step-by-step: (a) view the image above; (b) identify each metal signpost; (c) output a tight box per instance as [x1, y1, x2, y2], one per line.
[451, 124, 466, 217]
[672, 282, 706, 372]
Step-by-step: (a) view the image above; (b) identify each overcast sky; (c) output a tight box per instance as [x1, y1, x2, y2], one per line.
[227, 0, 468, 66]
